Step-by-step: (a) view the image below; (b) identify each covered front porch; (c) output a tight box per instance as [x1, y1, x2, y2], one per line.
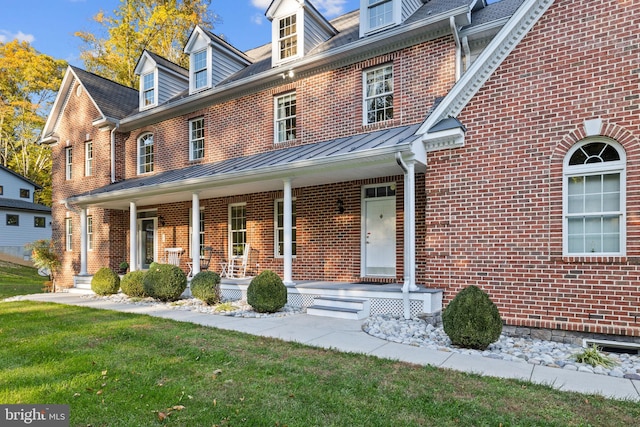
[65, 125, 437, 319]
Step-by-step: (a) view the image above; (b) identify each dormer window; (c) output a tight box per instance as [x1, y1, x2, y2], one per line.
[142, 72, 155, 107]
[193, 49, 208, 90]
[360, 0, 401, 37]
[278, 15, 298, 61]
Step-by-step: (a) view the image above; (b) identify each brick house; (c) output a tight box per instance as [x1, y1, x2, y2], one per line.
[41, 0, 639, 338]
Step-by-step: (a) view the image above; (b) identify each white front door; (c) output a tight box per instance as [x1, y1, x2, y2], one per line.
[137, 218, 157, 270]
[363, 197, 396, 277]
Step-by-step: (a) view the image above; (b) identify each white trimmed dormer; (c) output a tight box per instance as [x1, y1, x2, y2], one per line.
[359, 0, 423, 37]
[267, 0, 337, 68]
[184, 26, 252, 95]
[133, 51, 188, 111]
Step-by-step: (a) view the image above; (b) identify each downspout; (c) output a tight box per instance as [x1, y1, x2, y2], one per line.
[110, 123, 119, 183]
[462, 36, 471, 74]
[395, 152, 413, 320]
[450, 16, 462, 81]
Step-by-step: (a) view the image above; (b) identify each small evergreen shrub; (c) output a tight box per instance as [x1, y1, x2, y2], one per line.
[247, 270, 287, 313]
[190, 271, 221, 305]
[120, 270, 147, 298]
[442, 285, 502, 350]
[143, 263, 187, 302]
[91, 267, 120, 296]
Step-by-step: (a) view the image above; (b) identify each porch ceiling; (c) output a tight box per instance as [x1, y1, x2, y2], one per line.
[66, 124, 426, 211]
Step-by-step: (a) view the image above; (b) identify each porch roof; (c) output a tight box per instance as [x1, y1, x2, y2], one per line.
[65, 124, 425, 210]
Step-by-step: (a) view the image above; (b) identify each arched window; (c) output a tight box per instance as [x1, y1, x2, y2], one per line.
[138, 133, 154, 174]
[564, 139, 625, 255]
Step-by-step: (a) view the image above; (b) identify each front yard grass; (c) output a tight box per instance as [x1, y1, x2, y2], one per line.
[0, 261, 46, 298]
[1, 301, 639, 426]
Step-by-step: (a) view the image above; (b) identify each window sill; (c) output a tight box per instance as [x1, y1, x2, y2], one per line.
[554, 255, 634, 265]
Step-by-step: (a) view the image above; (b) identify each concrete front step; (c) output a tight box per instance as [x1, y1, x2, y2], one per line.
[307, 297, 370, 320]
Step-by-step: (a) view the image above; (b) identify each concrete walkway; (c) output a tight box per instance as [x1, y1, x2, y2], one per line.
[13, 293, 640, 402]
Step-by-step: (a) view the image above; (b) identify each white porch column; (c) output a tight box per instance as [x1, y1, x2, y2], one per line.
[79, 207, 88, 275]
[405, 160, 417, 292]
[283, 178, 294, 286]
[191, 192, 201, 276]
[129, 201, 137, 271]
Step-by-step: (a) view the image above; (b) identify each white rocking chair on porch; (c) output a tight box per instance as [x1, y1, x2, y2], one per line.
[220, 243, 250, 279]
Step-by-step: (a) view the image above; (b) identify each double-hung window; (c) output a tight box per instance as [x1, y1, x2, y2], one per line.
[65, 147, 73, 180]
[65, 218, 73, 252]
[275, 199, 296, 257]
[275, 92, 296, 143]
[190, 118, 205, 160]
[142, 72, 155, 107]
[193, 50, 208, 90]
[87, 215, 93, 251]
[364, 65, 393, 124]
[564, 140, 625, 255]
[138, 133, 154, 174]
[278, 14, 297, 61]
[367, 0, 394, 31]
[229, 204, 246, 257]
[85, 141, 93, 176]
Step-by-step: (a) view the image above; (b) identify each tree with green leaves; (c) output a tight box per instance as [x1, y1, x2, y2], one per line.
[0, 40, 66, 206]
[75, 0, 219, 87]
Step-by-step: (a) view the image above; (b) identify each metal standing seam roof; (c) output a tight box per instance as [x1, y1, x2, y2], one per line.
[72, 124, 421, 199]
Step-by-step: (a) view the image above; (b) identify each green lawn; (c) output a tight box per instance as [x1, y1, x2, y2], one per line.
[1, 301, 638, 426]
[0, 261, 46, 298]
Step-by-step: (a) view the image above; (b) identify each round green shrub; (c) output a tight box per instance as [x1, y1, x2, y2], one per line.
[442, 285, 503, 350]
[247, 270, 287, 313]
[120, 270, 147, 298]
[190, 271, 221, 305]
[91, 267, 120, 296]
[142, 263, 187, 302]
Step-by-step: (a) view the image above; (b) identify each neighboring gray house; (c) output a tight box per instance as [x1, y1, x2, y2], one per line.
[0, 165, 51, 261]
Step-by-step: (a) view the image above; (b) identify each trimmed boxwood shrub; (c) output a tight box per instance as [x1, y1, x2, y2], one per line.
[142, 263, 187, 302]
[442, 285, 502, 350]
[91, 267, 120, 295]
[120, 270, 147, 298]
[247, 270, 287, 313]
[190, 271, 221, 305]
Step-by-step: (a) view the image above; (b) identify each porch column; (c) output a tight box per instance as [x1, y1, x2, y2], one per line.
[283, 178, 294, 286]
[404, 160, 417, 292]
[79, 207, 88, 275]
[129, 201, 137, 271]
[191, 192, 201, 276]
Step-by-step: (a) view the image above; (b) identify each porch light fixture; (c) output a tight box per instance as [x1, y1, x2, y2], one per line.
[158, 215, 166, 227]
[337, 199, 345, 214]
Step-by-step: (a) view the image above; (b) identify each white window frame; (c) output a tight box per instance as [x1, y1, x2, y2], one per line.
[65, 147, 73, 180]
[87, 215, 93, 251]
[141, 71, 156, 108]
[189, 117, 205, 160]
[363, 64, 394, 125]
[275, 198, 296, 258]
[563, 139, 626, 256]
[360, 0, 400, 36]
[65, 217, 73, 252]
[85, 141, 93, 177]
[192, 49, 208, 91]
[274, 92, 297, 143]
[278, 14, 298, 62]
[137, 133, 154, 175]
[188, 208, 205, 258]
[228, 203, 247, 258]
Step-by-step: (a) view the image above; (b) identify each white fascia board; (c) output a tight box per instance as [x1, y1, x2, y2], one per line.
[117, 8, 466, 132]
[64, 143, 418, 207]
[416, 0, 555, 135]
[422, 127, 465, 152]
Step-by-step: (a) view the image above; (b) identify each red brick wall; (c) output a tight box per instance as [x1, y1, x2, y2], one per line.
[423, 0, 640, 336]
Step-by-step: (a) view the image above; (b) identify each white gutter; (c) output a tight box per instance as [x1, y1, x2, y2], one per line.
[93, 117, 120, 183]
